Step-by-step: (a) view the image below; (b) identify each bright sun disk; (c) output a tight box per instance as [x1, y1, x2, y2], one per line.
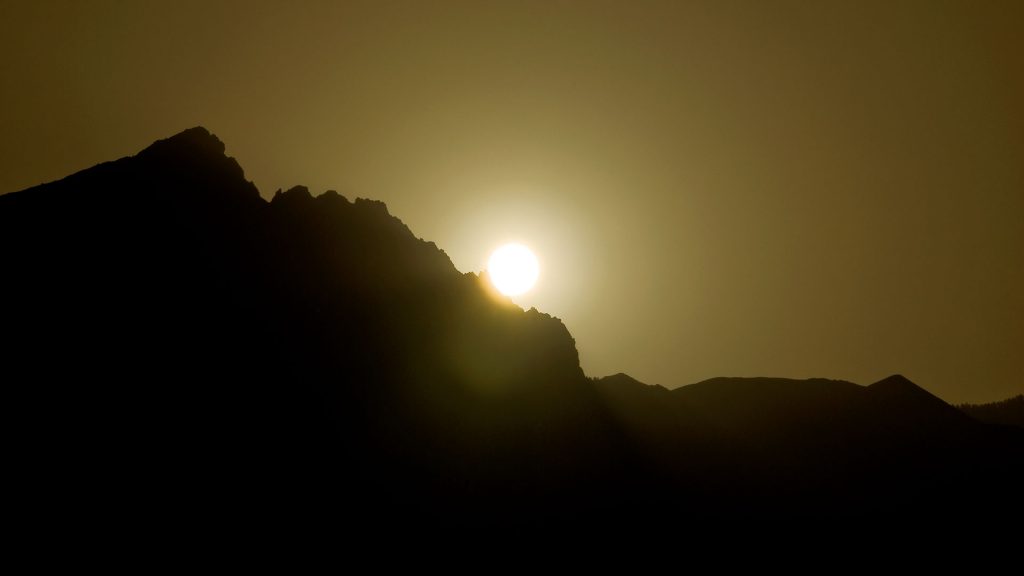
[487, 243, 539, 296]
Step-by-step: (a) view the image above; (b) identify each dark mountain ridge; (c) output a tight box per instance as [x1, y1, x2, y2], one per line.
[3, 128, 1021, 522]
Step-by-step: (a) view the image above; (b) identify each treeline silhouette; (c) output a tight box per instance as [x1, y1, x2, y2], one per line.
[958, 395, 1024, 428]
[2, 127, 1021, 524]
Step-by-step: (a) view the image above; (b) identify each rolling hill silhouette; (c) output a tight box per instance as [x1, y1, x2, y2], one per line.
[3, 127, 1021, 522]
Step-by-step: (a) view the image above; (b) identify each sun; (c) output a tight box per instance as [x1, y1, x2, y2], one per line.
[487, 243, 539, 296]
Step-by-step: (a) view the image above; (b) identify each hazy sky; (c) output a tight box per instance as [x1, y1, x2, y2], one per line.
[2, 1, 1021, 402]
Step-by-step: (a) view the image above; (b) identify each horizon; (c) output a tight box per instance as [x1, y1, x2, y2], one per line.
[4, 122, 1021, 404]
[2, 1, 1022, 404]
[4, 123, 1019, 406]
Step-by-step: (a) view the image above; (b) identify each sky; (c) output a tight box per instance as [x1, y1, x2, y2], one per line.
[1, 0, 1021, 402]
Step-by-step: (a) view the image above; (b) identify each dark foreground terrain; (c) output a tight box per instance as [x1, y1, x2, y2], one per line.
[4, 128, 1021, 523]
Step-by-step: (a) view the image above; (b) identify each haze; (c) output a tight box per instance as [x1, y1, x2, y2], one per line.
[2, 1, 1021, 402]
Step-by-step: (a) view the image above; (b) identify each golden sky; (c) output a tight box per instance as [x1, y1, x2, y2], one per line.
[2, 0, 1021, 402]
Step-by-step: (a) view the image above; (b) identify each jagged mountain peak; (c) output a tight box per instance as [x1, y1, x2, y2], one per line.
[2, 127, 584, 395]
[0, 126, 260, 207]
[136, 126, 226, 159]
[596, 372, 662, 389]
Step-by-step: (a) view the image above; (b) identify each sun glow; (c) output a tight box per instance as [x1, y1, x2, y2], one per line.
[487, 243, 539, 296]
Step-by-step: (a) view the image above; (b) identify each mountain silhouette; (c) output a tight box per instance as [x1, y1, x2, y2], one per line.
[3, 127, 1021, 523]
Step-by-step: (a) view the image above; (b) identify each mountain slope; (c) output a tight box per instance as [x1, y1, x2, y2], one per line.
[3, 127, 1022, 522]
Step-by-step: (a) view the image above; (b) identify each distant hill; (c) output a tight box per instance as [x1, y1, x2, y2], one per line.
[3, 127, 1022, 523]
[958, 395, 1024, 428]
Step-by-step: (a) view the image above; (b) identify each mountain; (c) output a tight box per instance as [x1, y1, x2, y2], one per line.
[3, 127, 1022, 523]
[1, 127, 616, 524]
